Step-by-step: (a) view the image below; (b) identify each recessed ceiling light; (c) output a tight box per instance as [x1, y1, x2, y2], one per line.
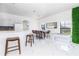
[33, 10, 36, 13]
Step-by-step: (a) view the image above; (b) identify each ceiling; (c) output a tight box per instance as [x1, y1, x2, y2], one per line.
[0, 3, 79, 19]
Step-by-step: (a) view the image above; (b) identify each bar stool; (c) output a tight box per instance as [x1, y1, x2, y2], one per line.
[4, 37, 21, 56]
[25, 34, 34, 47]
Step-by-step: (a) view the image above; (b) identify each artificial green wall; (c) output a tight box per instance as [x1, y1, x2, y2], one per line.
[72, 7, 79, 44]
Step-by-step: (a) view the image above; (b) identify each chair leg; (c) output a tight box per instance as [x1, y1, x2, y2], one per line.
[33, 36, 34, 44]
[30, 40, 32, 47]
[18, 39, 21, 54]
[25, 37, 27, 46]
[4, 40, 8, 56]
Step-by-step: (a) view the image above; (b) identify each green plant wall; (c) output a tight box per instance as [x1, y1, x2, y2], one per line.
[72, 7, 79, 44]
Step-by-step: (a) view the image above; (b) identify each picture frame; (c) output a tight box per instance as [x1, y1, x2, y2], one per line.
[46, 22, 57, 29]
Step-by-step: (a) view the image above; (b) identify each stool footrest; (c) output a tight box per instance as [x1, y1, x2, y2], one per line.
[8, 49, 19, 52]
[8, 45, 18, 49]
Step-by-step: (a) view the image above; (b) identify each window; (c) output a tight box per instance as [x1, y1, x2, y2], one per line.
[60, 21, 71, 35]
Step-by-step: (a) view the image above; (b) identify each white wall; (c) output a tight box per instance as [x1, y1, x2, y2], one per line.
[39, 9, 72, 33]
[0, 12, 39, 32]
[0, 12, 23, 26]
[0, 9, 72, 33]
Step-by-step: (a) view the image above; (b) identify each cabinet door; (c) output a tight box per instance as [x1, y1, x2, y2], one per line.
[15, 24, 23, 31]
[23, 20, 29, 31]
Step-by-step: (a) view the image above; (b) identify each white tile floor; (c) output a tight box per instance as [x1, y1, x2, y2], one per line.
[0, 32, 79, 56]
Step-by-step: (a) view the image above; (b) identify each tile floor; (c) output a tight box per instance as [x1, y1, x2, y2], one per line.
[0, 32, 79, 56]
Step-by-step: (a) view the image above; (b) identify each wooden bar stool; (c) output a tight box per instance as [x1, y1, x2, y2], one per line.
[4, 37, 21, 56]
[25, 34, 34, 47]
